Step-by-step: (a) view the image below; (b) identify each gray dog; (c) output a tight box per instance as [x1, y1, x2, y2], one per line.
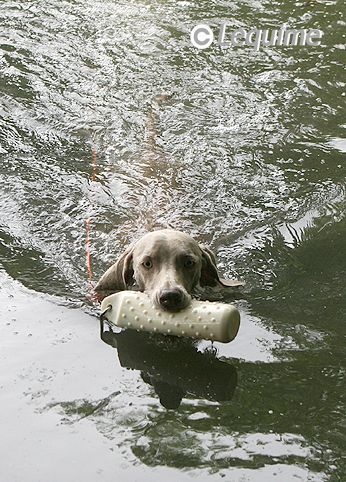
[95, 229, 243, 312]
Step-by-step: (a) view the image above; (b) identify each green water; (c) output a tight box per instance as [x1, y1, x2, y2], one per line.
[0, 1, 345, 481]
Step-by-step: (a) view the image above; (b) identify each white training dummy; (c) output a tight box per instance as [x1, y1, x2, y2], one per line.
[100, 291, 240, 343]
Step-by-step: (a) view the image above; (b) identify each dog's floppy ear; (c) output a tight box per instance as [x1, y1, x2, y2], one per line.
[94, 245, 135, 296]
[199, 245, 244, 288]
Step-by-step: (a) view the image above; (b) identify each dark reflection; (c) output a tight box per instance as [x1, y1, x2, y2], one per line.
[127, 353, 344, 478]
[247, 210, 346, 338]
[100, 319, 237, 409]
[0, 227, 76, 298]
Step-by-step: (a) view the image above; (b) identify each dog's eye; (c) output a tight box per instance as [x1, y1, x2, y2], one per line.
[184, 258, 195, 268]
[142, 259, 153, 269]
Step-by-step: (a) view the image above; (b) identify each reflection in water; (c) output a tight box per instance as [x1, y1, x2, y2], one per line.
[100, 319, 237, 409]
[248, 205, 346, 342]
[51, 330, 336, 481]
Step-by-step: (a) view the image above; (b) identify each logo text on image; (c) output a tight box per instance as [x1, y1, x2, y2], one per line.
[190, 23, 324, 50]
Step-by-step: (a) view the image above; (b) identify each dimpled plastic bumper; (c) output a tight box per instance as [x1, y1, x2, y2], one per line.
[100, 291, 240, 343]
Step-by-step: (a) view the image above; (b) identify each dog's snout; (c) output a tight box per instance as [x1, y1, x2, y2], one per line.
[159, 288, 184, 311]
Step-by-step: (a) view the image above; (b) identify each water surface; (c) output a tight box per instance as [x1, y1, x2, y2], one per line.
[0, 1, 345, 481]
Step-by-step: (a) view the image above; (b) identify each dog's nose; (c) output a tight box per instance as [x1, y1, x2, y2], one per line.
[159, 288, 184, 311]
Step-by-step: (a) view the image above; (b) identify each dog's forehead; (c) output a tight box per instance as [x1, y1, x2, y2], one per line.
[133, 230, 200, 257]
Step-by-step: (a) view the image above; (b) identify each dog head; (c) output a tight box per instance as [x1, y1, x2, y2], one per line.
[95, 229, 243, 312]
